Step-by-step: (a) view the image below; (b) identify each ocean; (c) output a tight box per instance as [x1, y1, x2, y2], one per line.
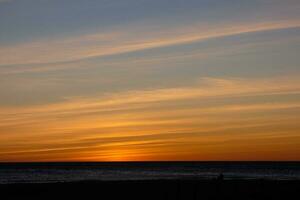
[0, 162, 299, 184]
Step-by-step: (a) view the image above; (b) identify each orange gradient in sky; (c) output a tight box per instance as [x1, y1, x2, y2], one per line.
[1, 1, 300, 161]
[0, 76, 299, 161]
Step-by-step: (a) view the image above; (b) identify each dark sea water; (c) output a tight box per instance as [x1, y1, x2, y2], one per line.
[0, 162, 299, 184]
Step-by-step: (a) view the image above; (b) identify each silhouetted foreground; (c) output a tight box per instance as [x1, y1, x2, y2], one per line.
[1, 179, 299, 200]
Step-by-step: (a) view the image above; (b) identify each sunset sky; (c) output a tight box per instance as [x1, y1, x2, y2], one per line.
[0, 0, 300, 161]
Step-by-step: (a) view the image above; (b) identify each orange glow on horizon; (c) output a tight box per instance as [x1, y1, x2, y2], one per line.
[0, 76, 300, 162]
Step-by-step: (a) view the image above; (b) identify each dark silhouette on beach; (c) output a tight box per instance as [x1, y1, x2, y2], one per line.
[1, 162, 299, 200]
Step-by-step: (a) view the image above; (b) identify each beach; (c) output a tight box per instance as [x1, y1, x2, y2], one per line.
[1, 179, 299, 200]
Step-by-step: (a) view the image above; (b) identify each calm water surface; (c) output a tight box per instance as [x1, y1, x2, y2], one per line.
[0, 162, 299, 184]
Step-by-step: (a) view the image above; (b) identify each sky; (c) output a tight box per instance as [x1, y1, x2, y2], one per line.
[0, 0, 300, 161]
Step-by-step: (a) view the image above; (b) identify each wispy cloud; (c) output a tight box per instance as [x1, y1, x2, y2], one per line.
[1, 0, 300, 162]
[1, 76, 299, 161]
[1, 19, 299, 66]
[2, 75, 300, 115]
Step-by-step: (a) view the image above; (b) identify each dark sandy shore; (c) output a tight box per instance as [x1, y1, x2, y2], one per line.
[0, 179, 299, 200]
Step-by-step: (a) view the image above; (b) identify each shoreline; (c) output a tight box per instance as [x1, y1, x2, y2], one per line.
[1, 176, 299, 185]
